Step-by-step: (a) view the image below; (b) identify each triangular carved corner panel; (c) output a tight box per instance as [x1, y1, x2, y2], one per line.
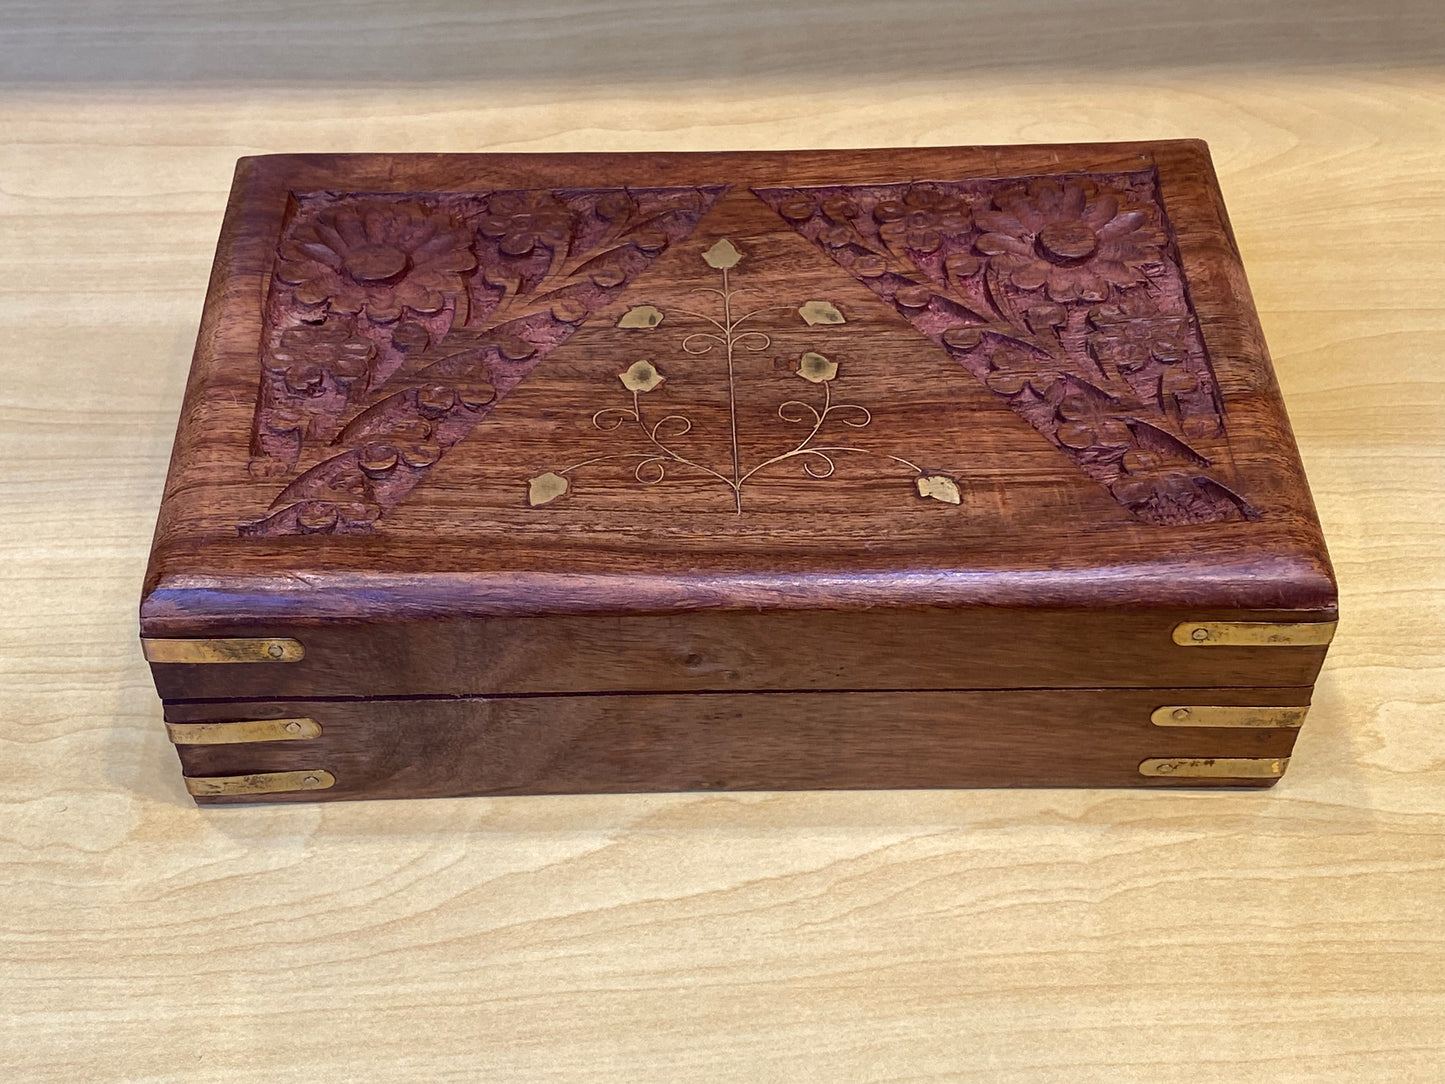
[753, 173, 1255, 525]
[241, 185, 726, 536]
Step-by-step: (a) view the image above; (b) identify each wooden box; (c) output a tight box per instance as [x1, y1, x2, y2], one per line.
[141, 143, 1336, 804]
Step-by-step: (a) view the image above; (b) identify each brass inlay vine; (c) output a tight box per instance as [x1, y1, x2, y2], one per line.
[528, 239, 962, 513]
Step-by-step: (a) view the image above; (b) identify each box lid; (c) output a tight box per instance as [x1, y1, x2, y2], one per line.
[141, 143, 1335, 700]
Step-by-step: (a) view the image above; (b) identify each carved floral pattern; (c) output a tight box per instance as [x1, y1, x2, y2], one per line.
[983, 342, 1059, 399]
[275, 200, 477, 322]
[974, 180, 1165, 302]
[1055, 390, 1132, 453]
[243, 186, 724, 536]
[476, 192, 573, 257]
[265, 320, 376, 396]
[754, 171, 1253, 525]
[1088, 295, 1189, 372]
[874, 185, 972, 256]
[242, 172, 1253, 534]
[1110, 449, 1249, 526]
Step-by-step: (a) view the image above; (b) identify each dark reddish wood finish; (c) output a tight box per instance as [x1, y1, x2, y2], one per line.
[142, 143, 1336, 800]
[146, 607, 1331, 701]
[167, 687, 1311, 804]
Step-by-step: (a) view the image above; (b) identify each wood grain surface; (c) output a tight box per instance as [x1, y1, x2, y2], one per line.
[2, 3, 1443, 1080]
[162, 688, 1314, 802]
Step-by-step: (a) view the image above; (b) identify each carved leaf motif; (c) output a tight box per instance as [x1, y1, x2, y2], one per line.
[894, 285, 935, 310]
[798, 300, 846, 326]
[550, 297, 589, 323]
[527, 472, 570, 507]
[493, 332, 537, 361]
[984, 343, 1057, 399]
[942, 327, 983, 351]
[617, 305, 665, 329]
[619, 360, 665, 393]
[915, 474, 962, 504]
[702, 239, 742, 269]
[796, 352, 838, 384]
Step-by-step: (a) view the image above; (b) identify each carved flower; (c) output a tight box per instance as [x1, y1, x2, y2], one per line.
[1090, 316, 1190, 373]
[390, 321, 430, 353]
[1088, 297, 1191, 372]
[803, 196, 861, 246]
[778, 197, 817, 222]
[852, 254, 888, 278]
[294, 498, 379, 535]
[873, 185, 971, 255]
[1055, 391, 1131, 452]
[478, 192, 573, 257]
[975, 180, 1165, 303]
[1156, 368, 1221, 439]
[983, 344, 1058, 399]
[293, 473, 383, 534]
[276, 201, 477, 323]
[264, 319, 376, 396]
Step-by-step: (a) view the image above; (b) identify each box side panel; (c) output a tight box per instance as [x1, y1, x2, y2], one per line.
[1152, 140, 1336, 591]
[165, 686, 1312, 803]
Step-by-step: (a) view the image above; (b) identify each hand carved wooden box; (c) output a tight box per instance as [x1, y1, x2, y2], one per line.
[141, 143, 1336, 804]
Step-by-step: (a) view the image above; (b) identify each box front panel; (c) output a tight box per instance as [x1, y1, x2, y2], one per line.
[145, 607, 1334, 700]
[165, 687, 1312, 803]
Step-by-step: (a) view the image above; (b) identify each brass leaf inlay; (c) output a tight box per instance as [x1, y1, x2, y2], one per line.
[915, 474, 962, 505]
[798, 299, 846, 325]
[527, 472, 570, 507]
[617, 304, 665, 329]
[619, 360, 665, 393]
[701, 238, 742, 269]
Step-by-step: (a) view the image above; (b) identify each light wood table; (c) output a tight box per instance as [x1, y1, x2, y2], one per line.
[2, 5, 1443, 1080]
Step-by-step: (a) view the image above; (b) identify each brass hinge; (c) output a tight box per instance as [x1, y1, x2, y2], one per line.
[1139, 757, 1289, 779]
[185, 770, 335, 797]
[1150, 705, 1309, 728]
[167, 718, 321, 745]
[142, 637, 304, 663]
[1172, 621, 1336, 647]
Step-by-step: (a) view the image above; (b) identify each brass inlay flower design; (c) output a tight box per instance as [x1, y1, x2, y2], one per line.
[528, 240, 961, 513]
